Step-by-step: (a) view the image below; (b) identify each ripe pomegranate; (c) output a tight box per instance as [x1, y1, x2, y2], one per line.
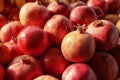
[44, 14, 74, 46]
[91, 6, 104, 19]
[40, 47, 70, 78]
[0, 42, 11, 66]
[70, 5, 97, 27]
[5, 39, 24, 61]
[6, 54, 43, 80]
[87, 0, 109, 15]
[61, 25, 95, 62]
[47, 0, 71, 17]
[34, 75, 59, 80]
[0, 13, 8, 29]
[88, 51, 118, 80]
[0, 21, 24, 43]
[105, 0, 120, 13]
[19, 1, 50, 28]
[62, 63, 97, 80]
[0, 65, 5, 80]
[109, 39, 120, 69]
[86, 19, 119, 51]
[17, 26, 49, 57]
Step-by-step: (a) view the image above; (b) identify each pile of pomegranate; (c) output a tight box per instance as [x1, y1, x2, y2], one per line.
[0, 0, 120, 80]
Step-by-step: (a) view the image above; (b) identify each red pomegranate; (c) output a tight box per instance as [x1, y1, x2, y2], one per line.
[0, 21, 24, 43]
[62, 63, 97, 80]
[86, 19, 119, 51]
[17, 26, 49, 57]
[70, 5, 97, 27]
[6, 54, 43, 80]
[40, 46, 70, 78]
[61, 25, 96, 62]
[87, 0, 109, 15]
[105, 0, 120, 13]
[44, 14, 74, 46]
[47, 0, 71, 17]
[88, 51, 118, 80]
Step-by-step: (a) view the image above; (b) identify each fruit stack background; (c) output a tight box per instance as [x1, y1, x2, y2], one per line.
[0, 0, 120, 80]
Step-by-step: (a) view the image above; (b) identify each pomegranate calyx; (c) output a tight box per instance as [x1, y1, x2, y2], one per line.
[35, 0, 41, 5]
[93, 20, 104, 27]
[101, 53, 109, 61]
[21, 56, 31, 64]
[75, 24, 86, 33]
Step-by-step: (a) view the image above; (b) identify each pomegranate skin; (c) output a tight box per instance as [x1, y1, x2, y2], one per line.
[17, 26, 49, 57]
[6, 55, 43, 80]
[62, 63, 97, 80]
[70, 5, 97, 27]
[61, 28, 96, 62]
[88, 52, 118, 80]
[86, 20, 119, 51]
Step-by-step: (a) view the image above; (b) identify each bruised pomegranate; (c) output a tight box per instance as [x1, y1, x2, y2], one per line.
[47, 0, 71, 17]
[19, 1, 50, 28]
[62, 63, 97, 80]
[34, 75, 59, 80]
[40, 46, 70, 78]
[0, 21, 24, 43]
[61, 25, 95, 62]
[6, 54, 43, 80]
[86, 20, 119, 51]
[17, 26, 49, 57]
[88, 51, 118, 80]
[0, 65, 5, 80]
[44, 14, 74, 46]
[70, 5, 97, 27]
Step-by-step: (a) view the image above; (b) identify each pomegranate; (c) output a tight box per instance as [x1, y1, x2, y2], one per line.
[62, 63, 97, 80]
[17, 26, 49, 57]
[61, 25, 95, 62]
[0, 65, 5, 80]
[6, 54, 43, 80]
[40, 46, 70, 78]
[109, 39, 120, 69]
[5, 39, 24, 61]
[34, 75, 59, 80]
[88, 51, 118, 80]
[91, 6, 104, 19]
[0, 13, 8, 29]
[19, 1, 50, 28]
[86, 19, 119, 51]
[0, 21, 24, 43]
[70, 5, 97, 27]
[47, 0, 71, 17]
[87, 0, 109, 15]
[105, 0, 120, 13]
[44, 14, 74, 46]
[0, 42, 11, 66]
